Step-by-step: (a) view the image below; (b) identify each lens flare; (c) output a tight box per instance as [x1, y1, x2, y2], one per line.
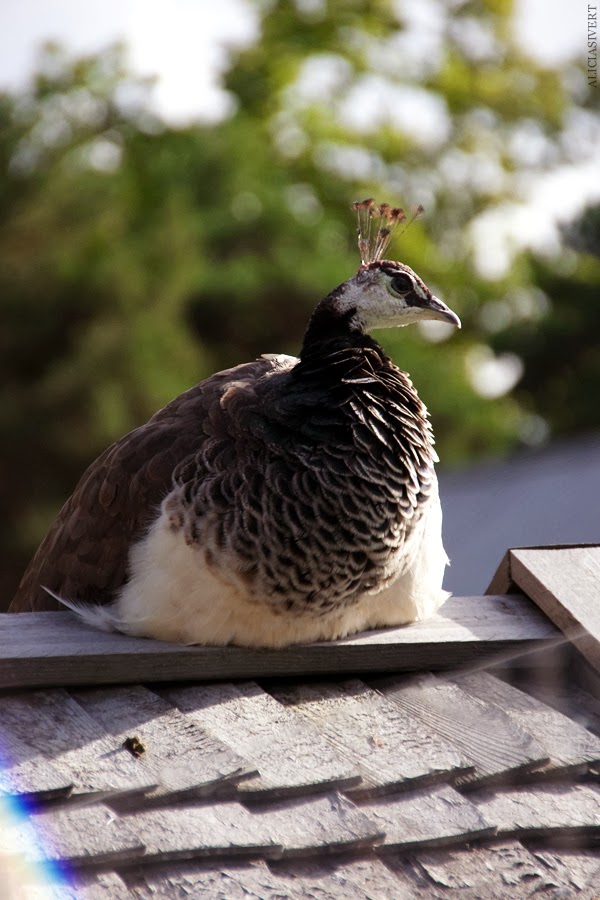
[0, 749, 74, 897]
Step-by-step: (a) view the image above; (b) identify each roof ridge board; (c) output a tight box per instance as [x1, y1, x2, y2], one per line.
[0, 593, 561, 691]
[508, 546, 600, 674]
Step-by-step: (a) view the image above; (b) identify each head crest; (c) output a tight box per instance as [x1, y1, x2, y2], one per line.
[351, 199, 423, 265]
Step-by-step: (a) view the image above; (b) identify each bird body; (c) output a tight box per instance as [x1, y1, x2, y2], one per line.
[11, 212, 461, 647]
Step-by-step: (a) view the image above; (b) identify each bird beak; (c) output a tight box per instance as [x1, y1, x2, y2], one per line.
[426, 295, 461, 329]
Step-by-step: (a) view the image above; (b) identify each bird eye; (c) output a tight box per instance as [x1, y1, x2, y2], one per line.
[390, 273, 413, 294]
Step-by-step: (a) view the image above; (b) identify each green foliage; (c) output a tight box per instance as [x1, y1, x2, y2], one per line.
[1, 3, 598, 602]
[493, 235, 600, 436]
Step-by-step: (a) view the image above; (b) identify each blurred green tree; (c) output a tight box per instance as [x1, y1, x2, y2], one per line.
[492, 204, 600, 437]
[1, 1, 598, 604]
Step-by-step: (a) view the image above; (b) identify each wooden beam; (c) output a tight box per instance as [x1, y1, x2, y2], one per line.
[500, 546, 600, 674]
[485, 551, 514, 594]
[0, 595, 561, 690]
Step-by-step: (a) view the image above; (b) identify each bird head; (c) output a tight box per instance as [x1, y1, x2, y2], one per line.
[301, 199, 460, 352]
[333, 260, 461, 331]
[319, 198, 460, 332]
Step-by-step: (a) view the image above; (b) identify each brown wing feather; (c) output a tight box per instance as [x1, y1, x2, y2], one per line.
[10, 358, 284, 612]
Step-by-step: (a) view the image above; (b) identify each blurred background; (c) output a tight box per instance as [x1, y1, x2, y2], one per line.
[1, 0, 599, 609]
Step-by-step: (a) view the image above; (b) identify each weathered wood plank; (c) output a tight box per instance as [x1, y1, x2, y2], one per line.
[124, 855, 412, 899]
[161, 681, 361, 798]
[386, 840, 598, 899]
[473, 784, 600, 839]
[373, 674, 550, 788]
[528, 847, 600, 897]
[56, 872, 131, 900]
[268, 856, 415, 899]
[360, 785, 495, 850]
[486, 550, 514, 594]
[69, 685, 255, 804]
[121, 861, 285, 900]
[509, 545, 600, 672]
[0, 724, 73, 802]
[0, 804, 145, 868]
[523, 678, 600, 745]
[125, 793, 382, 862]
[268, 679, 472, 798]
[0, 690, 158, 798]
[124, 800, 281, 861]
[0, 594, 561, 689]
[452, 671, 600, 779]
[247, 793, 384, 857]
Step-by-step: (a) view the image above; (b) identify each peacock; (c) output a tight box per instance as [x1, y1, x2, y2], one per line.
[10, 200, 460, 647]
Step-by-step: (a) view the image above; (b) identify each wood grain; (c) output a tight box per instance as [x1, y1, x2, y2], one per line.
[0, 689, 159, 799]
[124, 800, 282, 862]
[509, 546, 600, 673]
[268, 678, 472, 798]
[66, 872, 131, 900]
[361, 785, 495, 850]
[268, 856, 414, 899]
[528, 847, 600, 897]
[452, 671, 600, 779]
[386, 840, 600, 899]
[69, 685, 255, 804]
[124, 855, 411, 899]
[473, 783, 600, 839]
[0, 594, 560, 689]
[0, 804, 145, 868]
[0, 724, 74, 802]
[373, 674, 550, 788]
[125, 793, 382, 862]
[161, 681, 361, 799]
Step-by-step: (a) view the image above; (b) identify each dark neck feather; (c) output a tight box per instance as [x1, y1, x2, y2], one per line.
[285, 294, 431, 457]
[296, 297, 392, 387]
[300, 290, 364, 360]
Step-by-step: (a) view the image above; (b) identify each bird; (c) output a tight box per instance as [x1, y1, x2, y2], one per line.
[10, 200, 461, 648]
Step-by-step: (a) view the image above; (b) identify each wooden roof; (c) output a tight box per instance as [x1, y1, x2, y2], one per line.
[1, 544, 600, 897]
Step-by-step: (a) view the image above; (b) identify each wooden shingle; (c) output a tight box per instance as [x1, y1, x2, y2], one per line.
[70, 684, 255, 802]
[268, 678, 473, 797]
[451, 671, 600, 778]
[373, 673, 550, 788]
[161, 681, 362, 799]
[361, 785, 495, 851]
[473, 783, 600, 839]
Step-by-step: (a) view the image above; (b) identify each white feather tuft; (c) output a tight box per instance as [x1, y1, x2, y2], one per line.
[41, 586, 127, 634]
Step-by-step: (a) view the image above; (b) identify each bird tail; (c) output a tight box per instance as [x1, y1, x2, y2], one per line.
[42, 586, 127, 634]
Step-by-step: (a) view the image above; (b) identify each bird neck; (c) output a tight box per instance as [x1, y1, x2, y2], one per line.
[300, 292, 369, 361]
[288, 295, 433, 461]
